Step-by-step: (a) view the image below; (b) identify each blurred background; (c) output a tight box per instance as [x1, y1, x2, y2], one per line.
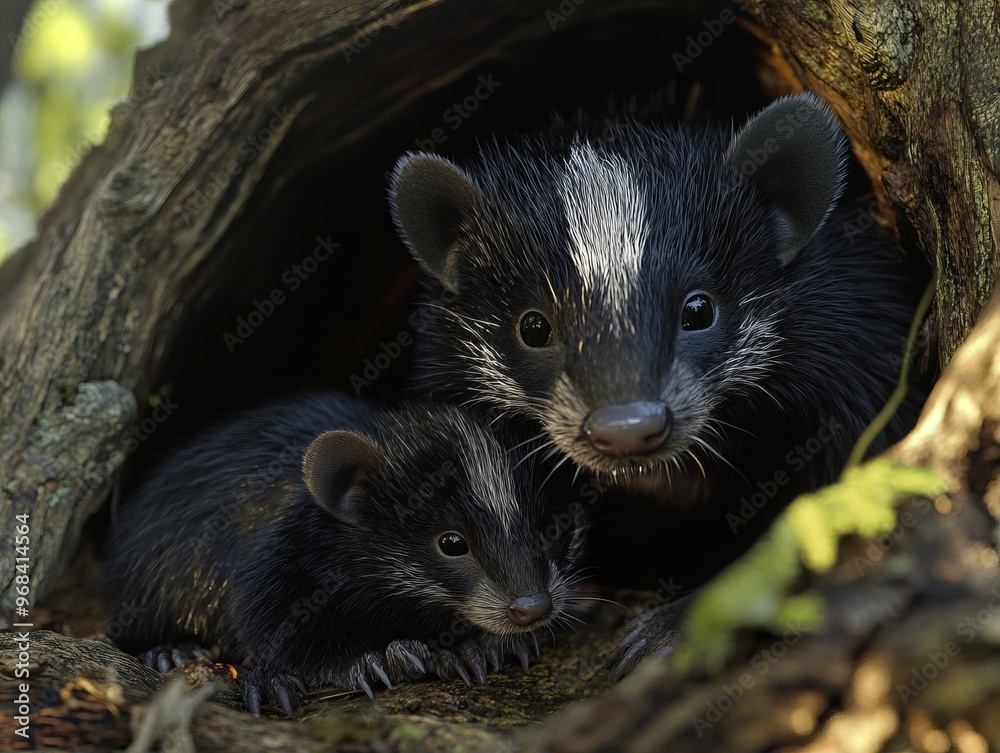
[0, 0, 170, 260]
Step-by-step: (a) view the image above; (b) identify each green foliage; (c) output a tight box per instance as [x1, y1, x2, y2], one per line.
[845, 276, 938, 469]
[673, 274, 942, 672]
[675, 459, 946, 672]
[16, 3, 138, 205]
[1, 0, 167, 259]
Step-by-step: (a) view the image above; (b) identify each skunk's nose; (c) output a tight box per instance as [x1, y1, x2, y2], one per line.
[583, 401, 671, 456]
[507, 592, 552, 626]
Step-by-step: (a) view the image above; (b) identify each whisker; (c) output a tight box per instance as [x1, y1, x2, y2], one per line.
[512, 438, 560, 470]
[686, 450, 707, 479]
[538, 454, 572, 491]
[506, 431, 550, 454]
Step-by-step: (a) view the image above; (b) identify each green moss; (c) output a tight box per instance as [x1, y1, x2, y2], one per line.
[304, 711, 381, 745]
[392, 721, 428, 743]
[55, 381, 79, 403]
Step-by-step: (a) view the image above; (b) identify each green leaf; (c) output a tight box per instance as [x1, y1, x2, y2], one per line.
[674, 459, 945, 673]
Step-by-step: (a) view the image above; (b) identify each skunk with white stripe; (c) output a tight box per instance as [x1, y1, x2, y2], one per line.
[105, 395, 586, 714]
[390, 93, 921, 671]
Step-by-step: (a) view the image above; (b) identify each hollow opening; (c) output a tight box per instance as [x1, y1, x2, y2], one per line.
[138, 4, 774, 459]
[90, 1, 931, 597]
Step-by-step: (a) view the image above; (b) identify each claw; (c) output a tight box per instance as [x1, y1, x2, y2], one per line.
[292, 675, 309, 696]
[403, 650, 426, 675]
[469, 654, 487, 684]
[171, 645, 203, 666]
[609, 637, 647, 684]
[371, 661, 393, 690]
[358, 677, 375, 700]
[530, 632, 540, 659]
[619, 625, 643, 649]
[454, 662, 473, 687]
[275, 685, 294, 714]
[515, 642, 531, 671]
[487, 647, 501, 672]
[157, 654, 173, 674]
[245, 685, 262, 717]
[654, 643, 676, 660]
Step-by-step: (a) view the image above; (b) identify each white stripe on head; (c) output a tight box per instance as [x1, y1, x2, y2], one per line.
[559, 143, 648, 329]
[453, 410, 520, 534]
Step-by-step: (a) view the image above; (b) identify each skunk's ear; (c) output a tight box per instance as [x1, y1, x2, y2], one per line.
[302, 430, 380, 525]
[389, 152, 481, 294]
[725, 93, 847, 265]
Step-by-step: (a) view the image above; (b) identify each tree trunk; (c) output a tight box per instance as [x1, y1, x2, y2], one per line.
[1, 0, 998, 750]
[749, 0, 1000, 366]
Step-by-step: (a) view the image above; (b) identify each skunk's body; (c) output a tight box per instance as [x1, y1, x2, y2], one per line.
[105, 394, 585, 713]
[389, 94, 922, 667]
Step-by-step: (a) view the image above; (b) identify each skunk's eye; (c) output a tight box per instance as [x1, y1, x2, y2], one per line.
[681, 293, 716, 331]
[437, 531, 469, 557]
[518, 311, 553, 347]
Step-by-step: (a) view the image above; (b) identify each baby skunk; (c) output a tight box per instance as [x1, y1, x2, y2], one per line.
[104, 394, 585, 714]
[388, 93, 922, 668]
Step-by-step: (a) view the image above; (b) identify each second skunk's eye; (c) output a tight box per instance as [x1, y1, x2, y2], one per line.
[437, 531, 470, 557]
[681, 293, 716, 331]
[519, 311, 552, 347]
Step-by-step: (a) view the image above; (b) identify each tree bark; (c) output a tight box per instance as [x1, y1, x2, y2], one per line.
[748, 0, 1000, 366]
[1, 0, 998, 750]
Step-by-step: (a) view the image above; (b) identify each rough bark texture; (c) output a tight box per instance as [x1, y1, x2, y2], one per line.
[749, 0, 1000, 366]
[1, 0, 998, 750]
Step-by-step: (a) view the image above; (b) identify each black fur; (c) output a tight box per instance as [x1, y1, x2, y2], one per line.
[104, 394, 585, 713]
[390, 96, 924, 666]
[392, 99, 920, 502]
